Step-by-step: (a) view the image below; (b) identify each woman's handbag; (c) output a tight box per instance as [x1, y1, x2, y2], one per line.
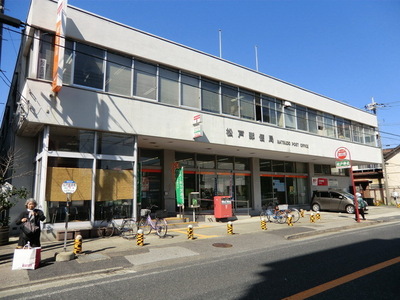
[22, 221, 40, 237]
[11, 245, 41, 270]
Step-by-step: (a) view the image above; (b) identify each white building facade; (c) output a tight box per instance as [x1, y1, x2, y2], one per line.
[1, 0, 382, 235]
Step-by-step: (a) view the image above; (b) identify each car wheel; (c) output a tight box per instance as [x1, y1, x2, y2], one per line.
[311, 203, 320, 212]
[345, 205, 355, 214]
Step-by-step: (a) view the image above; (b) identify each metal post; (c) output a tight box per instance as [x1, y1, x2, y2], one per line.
[350, 164, 360, 223]
[63, 193, 71, 251]
[218, 29, 222, 58]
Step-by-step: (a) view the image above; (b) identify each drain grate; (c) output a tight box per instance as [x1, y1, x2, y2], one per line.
[212, 243, 233, 248]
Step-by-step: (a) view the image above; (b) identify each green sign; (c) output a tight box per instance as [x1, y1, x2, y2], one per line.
[335, 160, 350, 169]
[175, 167, 184, 206]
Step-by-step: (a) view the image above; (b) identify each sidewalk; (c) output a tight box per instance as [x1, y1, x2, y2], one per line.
[1, 206, 399, 292]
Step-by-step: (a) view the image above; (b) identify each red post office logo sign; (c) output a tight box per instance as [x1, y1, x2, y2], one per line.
[335, 147, 350, 160]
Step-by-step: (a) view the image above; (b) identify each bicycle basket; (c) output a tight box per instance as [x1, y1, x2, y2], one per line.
[155, 209, 168, 218]
[140, 209, 151, 217]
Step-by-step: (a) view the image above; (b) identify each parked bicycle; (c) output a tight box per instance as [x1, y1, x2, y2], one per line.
[260, 202, 300, 224]
[97, 213, 137, 239]
[138, 205, 168, 237]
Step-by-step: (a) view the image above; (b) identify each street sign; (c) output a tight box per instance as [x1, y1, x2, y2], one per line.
[61, 180, 77, 194]
[335, 160, 350, 169]
[335, 147, 349, 160]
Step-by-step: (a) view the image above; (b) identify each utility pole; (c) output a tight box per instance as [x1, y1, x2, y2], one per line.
[365, 97, 390, 205]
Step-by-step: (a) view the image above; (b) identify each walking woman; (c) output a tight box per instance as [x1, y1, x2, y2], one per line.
[15, 198, 46, 248]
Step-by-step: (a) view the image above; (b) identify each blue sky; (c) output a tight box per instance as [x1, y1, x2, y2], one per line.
[1, 0, 399, 148]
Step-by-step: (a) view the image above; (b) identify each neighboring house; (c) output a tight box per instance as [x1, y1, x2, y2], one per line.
[384, 146, 400, 204]
[0, 0, 382, 237]
[353, 164, 384, 204]
[352, 146, 400, 205]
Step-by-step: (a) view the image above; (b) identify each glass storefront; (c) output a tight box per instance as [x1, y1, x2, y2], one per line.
[175, 153, 252, 210]
[138, 149, 163, 210]
[260, 175, 308, 207]
[40, 134, 311, 225]
[46, 157, 92, 223]
[95, 160, 134, 220]
[41, 126, 136, 223]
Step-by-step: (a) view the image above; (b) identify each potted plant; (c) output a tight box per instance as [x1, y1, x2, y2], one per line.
[0, 182, 28, 245]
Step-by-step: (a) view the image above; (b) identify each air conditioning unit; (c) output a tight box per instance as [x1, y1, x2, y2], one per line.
[38, 58, 47, 79]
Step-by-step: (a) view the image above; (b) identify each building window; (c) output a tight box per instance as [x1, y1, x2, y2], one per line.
[63, 39, 74, 85]
[159, 67, 179, 105]
[324, 113, 336, 138]
[217, 156, 234, 170]
[97, 132, 134, 156]
[284, 161, 295, 173]
[316, 111, 325, 135]
[175, 152, 195, 168]
[46, 157, 93, 222]
[38, 36, 378, 148]
[74, 42, 105, 89]
[221, 84, 239, 117]
[197, 154, 215, 169]
[140, 170, 162, 209]
[272, 160, 285, 172]
[314, 164, 331, 175]
[308, 108, 318, 134]
[352, 122, 364, 143]
[364, 126, 376, 146]
[296, 105, 308, 131]
[133, 60, 157, 100]
[139, 149, 162, 166]
[234, 157, 250, 171]
[48, 127, 94, 153]
[201, 78, 220, 113]
[181, 73, 200, 109]
[260, 96, 282, 126]
[260, 159, 272, 172]
[239, 89, 255, 120]
[337, 117, 352, 141]
[106, 52, 132, 96]
[95, 160, 133, 219]
[284, 105, 296, 129]
[37, 33, 54, 80]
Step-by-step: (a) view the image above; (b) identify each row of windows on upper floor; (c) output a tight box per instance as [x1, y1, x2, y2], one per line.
[36, 33, 376, 147]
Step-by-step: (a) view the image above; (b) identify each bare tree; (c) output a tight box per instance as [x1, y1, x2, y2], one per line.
[0, 148, 30, 226]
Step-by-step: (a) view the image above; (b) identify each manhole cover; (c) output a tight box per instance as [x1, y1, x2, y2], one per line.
[212, 243, 233, 248]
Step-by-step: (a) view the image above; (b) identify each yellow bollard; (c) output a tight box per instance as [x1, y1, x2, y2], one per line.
[187, 225, 194, 240]
[300, 209, 305, 218]
[227, 221, 233, 235]
[316, 211, 321, 220]
[310, 213, 315, 223]
[261, 218, 267, 230]
[73, 234, 82, 254]
[136, 229, 144, 246]
[287, 214, 293, 226]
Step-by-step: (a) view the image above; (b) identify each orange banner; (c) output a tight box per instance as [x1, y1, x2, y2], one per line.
[52, 0, 67, 92]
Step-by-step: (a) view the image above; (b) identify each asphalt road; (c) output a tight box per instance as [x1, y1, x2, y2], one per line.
[4, 221, 400, 300]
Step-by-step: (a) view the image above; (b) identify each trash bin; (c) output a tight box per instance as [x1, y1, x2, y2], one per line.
[214, 196, 233, 219]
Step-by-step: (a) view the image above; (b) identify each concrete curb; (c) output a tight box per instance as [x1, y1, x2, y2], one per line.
[284, 219, 386, 240]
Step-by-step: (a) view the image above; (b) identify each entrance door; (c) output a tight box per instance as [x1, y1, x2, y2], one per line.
[273, 177, 286, 204]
